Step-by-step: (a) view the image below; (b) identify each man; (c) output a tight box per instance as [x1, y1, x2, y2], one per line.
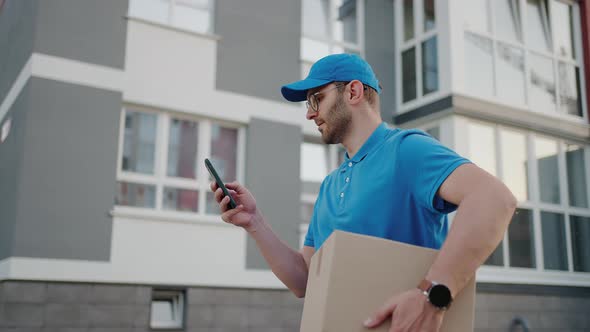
[211, 53, 516, 331]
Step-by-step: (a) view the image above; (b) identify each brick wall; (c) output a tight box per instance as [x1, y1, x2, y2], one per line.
[2, 280, 590, 331]
[475, 292, 590, 332]
[0, 281, 303, 332]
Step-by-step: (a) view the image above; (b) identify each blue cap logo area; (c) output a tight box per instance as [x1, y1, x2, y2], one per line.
[281, 53, 382, 102]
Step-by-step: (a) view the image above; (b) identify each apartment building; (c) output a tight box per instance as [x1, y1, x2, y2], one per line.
[0, 0, 589, 331]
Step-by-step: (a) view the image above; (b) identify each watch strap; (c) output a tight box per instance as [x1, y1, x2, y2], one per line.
[417, 278, 433, 295]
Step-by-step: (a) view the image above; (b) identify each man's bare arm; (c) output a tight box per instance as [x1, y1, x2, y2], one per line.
[426, 163, 517, 297]
[213, 181, 315, 298]
[245, 216, 315, 298]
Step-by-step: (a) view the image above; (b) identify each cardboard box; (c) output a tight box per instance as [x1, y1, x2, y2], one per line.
[300, 231, 475, 331]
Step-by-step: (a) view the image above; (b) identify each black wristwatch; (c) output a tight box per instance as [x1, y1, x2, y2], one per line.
[417, 279, 453, 310]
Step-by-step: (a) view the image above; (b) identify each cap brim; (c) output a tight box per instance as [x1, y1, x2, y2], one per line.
[281, 78, 331, 102]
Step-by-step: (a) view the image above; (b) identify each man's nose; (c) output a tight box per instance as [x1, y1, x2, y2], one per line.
[306, 106, 316, 120]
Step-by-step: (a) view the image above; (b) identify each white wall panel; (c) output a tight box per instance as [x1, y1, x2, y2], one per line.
[124, 20, 318, 136]
[0, 217, 285, 288]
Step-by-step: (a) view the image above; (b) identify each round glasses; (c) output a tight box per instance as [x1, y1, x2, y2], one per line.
[305, 83, 346, 112]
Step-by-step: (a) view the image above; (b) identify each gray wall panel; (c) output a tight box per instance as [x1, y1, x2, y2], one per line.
[34, 0, 128, 69]
[364, 0, 396, 123]
[215, 0, 301, 102]
[0, 85, 30, 260]
[12, 78, 121, 261]
[245, 118, 301, 269]
[0, 0, 37, 104]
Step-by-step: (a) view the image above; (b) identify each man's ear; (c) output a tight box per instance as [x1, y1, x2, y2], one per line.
[348, 80, 365, 105]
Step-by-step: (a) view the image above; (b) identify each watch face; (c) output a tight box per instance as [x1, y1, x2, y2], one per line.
[429, 284, 452, 308]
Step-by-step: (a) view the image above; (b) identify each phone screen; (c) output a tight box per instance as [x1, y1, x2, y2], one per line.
[204, 158, 237, 209]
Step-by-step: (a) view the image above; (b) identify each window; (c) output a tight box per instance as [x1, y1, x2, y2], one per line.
[116, 109, 244, 216]
[500, 129, 529, 202]
[463, 0, 585, 118]
[541, 211, 567, 271]
[399, 0, 439, 104]
[301, 0, 363, 76]
[566, 144, 588, 208]
[508, 208, 535, 268]
[151, 289, 185, 329]
[128, 0, 214, 34]
[464, 32, 494, 98]
[467, 122, 496, 175]
[535, 136, 560, 204]
[425, 126, 440, 141]
[300, 141, 344, 225]
[301, 142, 330, 183]
[466, 120, 590, 278]
[571, 215, 590, 272]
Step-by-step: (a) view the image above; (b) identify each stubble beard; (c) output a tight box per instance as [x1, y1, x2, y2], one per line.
[321, 95, 352, 145]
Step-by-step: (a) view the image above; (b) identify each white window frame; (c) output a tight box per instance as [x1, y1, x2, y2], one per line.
[463, 119, 590, 286]
[301, 0, 365, 77]
[299, 140, 343, 238]
[300, 139, 345, 183]
[150, 289, 185, 329]
[395, 0, 447, 112]
[114, 107, 245, 223]
[128, 0, 215, 36]
[458, 0, 588, 122]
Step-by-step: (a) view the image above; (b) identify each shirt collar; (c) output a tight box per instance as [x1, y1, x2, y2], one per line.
[344, 122, 389, 164]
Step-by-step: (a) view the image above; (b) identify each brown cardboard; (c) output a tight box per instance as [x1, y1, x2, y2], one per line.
[300, 231, 475, 331]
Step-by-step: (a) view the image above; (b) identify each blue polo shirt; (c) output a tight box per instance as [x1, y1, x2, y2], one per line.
[304, 123, 471, 251]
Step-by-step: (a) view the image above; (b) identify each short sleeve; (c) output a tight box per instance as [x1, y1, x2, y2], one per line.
[303, 192, 322, 248]
[397, 133, 471, 213]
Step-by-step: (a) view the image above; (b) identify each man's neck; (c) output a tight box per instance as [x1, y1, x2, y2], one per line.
[341, 117, 382, 159]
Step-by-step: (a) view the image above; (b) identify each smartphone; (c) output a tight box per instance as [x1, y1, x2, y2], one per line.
[204, 158, 237, 209]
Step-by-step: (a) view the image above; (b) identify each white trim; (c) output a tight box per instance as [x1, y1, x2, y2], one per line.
[1, 52, 124, 123]
[357, 0, 365, 57]
[31, 53, 124, 92]
[448, 0, 464, 94]
[565, 213, 574, 272]
[0, 256, 284, 289]
[155, 114, 168, 210]
[0, 56, 32, 123]
[533, 206, 544, 270]
[111, 206, 230, 226]
[477, 266, 590, 287]
[572, 3, 589, 122]
[197, 120, 209, 214]
[125, 16, 221, 41]
[447, 90, 589, 126]
[237, 127, 246, 184]
[118, 172, 159, 185]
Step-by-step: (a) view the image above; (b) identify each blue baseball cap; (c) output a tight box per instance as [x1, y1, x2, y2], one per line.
[281, 53, 381, 102]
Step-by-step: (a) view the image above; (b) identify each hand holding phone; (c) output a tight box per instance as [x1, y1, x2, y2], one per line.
[205, 158, 237, 210]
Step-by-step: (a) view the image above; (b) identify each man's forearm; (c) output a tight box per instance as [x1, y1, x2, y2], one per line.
[247, 211, 309, 297]
[426, 179, 517, 297]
